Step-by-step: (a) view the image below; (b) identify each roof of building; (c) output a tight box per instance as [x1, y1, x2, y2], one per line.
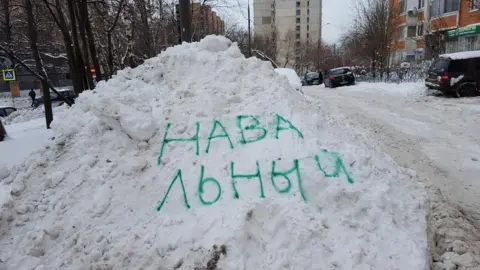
[439, 50, 480, 60]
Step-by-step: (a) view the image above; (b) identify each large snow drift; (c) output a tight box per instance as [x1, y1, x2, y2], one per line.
[0, 36, 429, 270]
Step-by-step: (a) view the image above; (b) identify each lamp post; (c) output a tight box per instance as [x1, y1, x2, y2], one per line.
[317, 22, 330, 72]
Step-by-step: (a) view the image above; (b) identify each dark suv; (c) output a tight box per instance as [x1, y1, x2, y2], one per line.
[324, 67, 355, 88]
[425, 51, 480, 97]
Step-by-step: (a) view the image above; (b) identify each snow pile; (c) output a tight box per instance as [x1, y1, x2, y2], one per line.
[0, 35, 429, 270]
[274, 68, 302, 91]
[2, 105, 67, 125]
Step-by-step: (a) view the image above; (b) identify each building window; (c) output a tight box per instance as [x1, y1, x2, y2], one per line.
[271, 3, 274, 8]
[444, 0, 459, 13]
[466, 36, 477, 51]
[307, 1, 309, 6]
[262, 16, 271, 24]
[296, 10, 300, 15]
[418, 0, 424, 9]
[307, 9, 310, 15]
[307, 17, 309, 23]
[417, 22, 424, 36]
[296, 17, 300, 23]
[407, 26, 417, 37]
[295, 41, 300, 47]
[398, 25, 406, 40]
[471, 0, 478, 10]
[296, 25, 300, 31]
[307, 33, 310, 38]
[431, 0, 459, 16]
[296, 33, 300, 39]
[399, 0, 406, 14]
[296, 1, 300, 7]
[307, 25, 309, 30]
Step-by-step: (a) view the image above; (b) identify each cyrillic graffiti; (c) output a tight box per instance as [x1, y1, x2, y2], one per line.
[156, 114, 354, 212]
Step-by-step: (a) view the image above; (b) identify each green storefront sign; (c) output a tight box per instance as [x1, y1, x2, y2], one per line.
[445, 25, 480, 39]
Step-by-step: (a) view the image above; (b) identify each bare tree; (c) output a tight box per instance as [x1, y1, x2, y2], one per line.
[339, 0, 398, 76]
[278, 30, 296, 68]
[424, 17, 448, 59]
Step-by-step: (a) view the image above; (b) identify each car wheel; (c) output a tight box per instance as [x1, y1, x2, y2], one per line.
[458, 83, 478, 97]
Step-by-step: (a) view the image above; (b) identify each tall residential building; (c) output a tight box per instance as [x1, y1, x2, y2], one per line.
[254, 0, 322, 68]
[390, 0, 480, 64]
[175, 3, 225, 42]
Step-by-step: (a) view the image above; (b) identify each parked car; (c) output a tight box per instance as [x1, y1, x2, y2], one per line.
[425, 50, 480, 97]
[0, 118, 5, 141]
[301, 72, 323, 86]
[0, 106, 17, 117]
[34, 89, 76, 108]
[324, 67, 355, 88]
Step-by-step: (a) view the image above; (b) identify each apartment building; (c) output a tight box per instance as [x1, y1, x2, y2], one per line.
[253, 0, 322, 68]
[390, 0, 480, 64]
[175, 3, 225, 42]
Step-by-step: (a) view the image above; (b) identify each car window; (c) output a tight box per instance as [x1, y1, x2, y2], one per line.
[0, 110, 5, 117]
[475, 58, 480, 71]
[429, 58, 449, 73]
[5, 108, 14, 115]
[330, 68, 350, 75]
[448, 59, 470, 73]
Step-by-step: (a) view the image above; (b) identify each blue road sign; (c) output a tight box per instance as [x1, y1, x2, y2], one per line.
[2, 69, 16, 81]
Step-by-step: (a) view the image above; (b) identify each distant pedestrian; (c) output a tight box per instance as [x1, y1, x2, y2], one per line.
[28, 89, 36, 107]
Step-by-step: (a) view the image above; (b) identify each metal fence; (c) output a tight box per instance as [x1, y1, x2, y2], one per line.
[353, 61, 432, 84]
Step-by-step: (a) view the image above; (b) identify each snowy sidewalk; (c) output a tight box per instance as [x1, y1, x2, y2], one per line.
[0, 118, 53, 168]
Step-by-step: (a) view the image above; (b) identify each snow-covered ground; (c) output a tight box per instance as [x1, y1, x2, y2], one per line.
[0, 36, 430, 269]
[0, 118, 54, 169]
[305, 82, 480, 269]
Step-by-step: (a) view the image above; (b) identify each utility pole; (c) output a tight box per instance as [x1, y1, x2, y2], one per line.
[333, 43, 336, 67]
[247, 0, 252, 57]
[179, 0, 192, 42]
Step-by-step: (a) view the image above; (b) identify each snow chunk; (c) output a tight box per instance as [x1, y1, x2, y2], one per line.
[450, 75, 464, 86]
[274, 68, 302, 91]
[198, 35, 232, 52]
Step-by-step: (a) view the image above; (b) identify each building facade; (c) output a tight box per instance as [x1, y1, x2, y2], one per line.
[253, 0, 322, 68]
[175, 3, 225, 42]
[390, 0, 480, 64]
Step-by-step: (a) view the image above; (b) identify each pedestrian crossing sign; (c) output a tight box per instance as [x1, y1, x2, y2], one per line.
[2, 69, 16, 81]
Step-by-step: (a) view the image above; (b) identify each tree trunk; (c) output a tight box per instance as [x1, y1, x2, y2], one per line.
[1, 0, 11, 45]
[75, 1, 93, 90]
[25, 0, 52, 128]
[67, 0, 87, 93]
[138, 0, 152, 57]
[107, 31, 114, 74]
[81, 0, 102, 81]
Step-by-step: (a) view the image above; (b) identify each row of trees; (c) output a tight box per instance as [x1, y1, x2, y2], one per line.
[336, 0, 456, 77]
[0, 0, 195, 94]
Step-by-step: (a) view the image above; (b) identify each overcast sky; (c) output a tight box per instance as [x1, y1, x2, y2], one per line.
[217, 0, 357, 45]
